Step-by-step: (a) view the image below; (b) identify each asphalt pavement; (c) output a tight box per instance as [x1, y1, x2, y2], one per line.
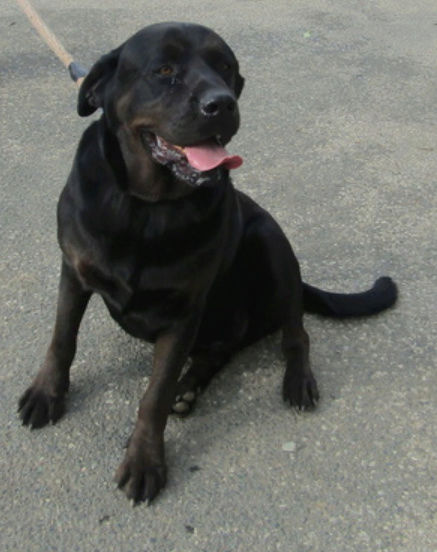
[1, 1, 436, 551]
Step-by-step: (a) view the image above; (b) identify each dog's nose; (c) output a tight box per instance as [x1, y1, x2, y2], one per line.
[199, 92, 236, 118]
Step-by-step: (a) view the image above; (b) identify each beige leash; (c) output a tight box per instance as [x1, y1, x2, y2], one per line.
[15, 0, 87, 87]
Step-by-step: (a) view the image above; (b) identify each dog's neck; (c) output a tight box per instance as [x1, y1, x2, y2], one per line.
[98, 117, 199, 202]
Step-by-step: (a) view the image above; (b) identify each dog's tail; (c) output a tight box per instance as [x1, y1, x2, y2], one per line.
[303, 276, 398, 318]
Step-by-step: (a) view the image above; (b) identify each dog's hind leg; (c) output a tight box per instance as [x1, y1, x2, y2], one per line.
[267, 236, 319, 410]
[239, 211, 319, 409]
[281, 322, 319, 410]
[171, 347, 232, 416]
[274, 245, 319, 409]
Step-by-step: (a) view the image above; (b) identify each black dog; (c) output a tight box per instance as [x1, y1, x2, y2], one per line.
[18, 22, 397, 504]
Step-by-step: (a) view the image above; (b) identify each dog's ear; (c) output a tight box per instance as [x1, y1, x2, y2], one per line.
[234, 73, 245, 98]
[78, 46, 122, 116]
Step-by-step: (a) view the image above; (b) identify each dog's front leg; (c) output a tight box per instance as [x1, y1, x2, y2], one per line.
[18, 260, 91, 428]
[115, 317, 200, 504]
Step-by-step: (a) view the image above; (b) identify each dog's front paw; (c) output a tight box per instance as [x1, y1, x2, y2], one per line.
[18, 385, 66, 429]
[115, 447, 167, 504]
[282, 370, 319, 410]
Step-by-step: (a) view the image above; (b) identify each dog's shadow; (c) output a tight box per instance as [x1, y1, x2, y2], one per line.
[67, 308, 285, 456]
[64, 302, 358, 498]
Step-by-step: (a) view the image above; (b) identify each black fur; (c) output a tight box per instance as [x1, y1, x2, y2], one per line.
[18, 22, 397, 504]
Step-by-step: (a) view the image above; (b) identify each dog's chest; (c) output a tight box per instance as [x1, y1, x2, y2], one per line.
[59, 179, 236, 340]
[65, 226, 214, 341]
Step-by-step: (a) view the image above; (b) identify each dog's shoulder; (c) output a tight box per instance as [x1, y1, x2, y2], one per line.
[235, 189, 272, 223]
[75, 120, 103, 167]
[73, 119, 122, 183]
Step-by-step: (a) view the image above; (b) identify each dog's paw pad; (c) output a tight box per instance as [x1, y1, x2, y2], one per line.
[181, 391, 196, 402]
[172, 401, 191, 414]
[171, 388, 197, 416]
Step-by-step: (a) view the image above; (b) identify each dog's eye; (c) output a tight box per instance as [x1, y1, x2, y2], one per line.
[157, 65, 174, 76]
[220, 62, 231, 72]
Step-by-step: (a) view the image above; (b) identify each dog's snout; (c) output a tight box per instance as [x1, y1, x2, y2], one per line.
[200, 92, 236, 118]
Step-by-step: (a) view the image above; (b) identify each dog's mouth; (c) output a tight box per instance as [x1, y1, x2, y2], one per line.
[141, 131, 243, 185]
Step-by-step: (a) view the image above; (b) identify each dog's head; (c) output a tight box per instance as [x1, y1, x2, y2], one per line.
[78, 22, 245, 197]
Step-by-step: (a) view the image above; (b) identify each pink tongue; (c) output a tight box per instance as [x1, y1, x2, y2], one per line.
[183, 141, 243, 171]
